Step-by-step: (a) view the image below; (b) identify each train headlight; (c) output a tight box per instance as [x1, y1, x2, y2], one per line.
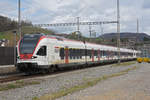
[31, 56, 37, 59]
[17, 56, 20, 59]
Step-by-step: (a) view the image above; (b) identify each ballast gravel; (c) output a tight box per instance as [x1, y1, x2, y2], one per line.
[57, 63, 150, 100]
[0, 62, 138, 100]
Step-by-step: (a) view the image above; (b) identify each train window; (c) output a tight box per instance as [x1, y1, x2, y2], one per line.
[115, 52, 118, 56]
[69, 48, 73, 59]
[72, 49, 76, 59]
[20, 34, 42, 54]
[76, 49, 79, 59]
[70, 54, 72, 59]
[85, 49, 87, 56]
[79, 49, 82, 59]
[60, 48, 64, 59]
[94, 50, 98, 56]
[73, 56, 76, 59]
[87, 50, 91, 58]
[37, 46, 46, 56]
[100, 51, 103, 57]
[103, 51, 106, 56]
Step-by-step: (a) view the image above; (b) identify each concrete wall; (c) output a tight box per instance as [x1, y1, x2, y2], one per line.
[0, 47, 14, 65]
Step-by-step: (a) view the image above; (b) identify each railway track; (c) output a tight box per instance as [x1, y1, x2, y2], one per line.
[0, 63, 98, 83]
[0, 60, 135, 83]
[0, 68, 76, 83]
[0, 74, 25, 83]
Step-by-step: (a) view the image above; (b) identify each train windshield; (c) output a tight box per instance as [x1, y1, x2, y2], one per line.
[19, 35, 41, 54]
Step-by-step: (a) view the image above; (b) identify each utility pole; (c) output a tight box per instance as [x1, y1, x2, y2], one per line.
[89, 24, 92, 41]
[100, 24, 104, 35]
[77, 17, 80, 40]
[18, 0, 21, 39]
[94, 31, 96, 38]
[13, 31, 17, 65]
[117, 0, 121, 64]
[100, 24, 104, 41]
[137, 19, 139, 33]
[135, 18, 139, 50]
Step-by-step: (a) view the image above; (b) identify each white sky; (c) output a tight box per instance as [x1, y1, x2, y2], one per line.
[0, 0, 150, 36]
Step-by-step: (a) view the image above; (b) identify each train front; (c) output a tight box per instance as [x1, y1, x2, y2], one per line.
[16, 34, 47, 73]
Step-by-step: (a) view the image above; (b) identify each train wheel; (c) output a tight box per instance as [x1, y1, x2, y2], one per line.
[48, 66, 56, 73]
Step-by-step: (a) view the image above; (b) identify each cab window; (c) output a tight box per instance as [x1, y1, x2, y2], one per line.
[37, 46, 47, 56]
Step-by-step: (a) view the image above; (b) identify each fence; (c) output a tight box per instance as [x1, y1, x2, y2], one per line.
[0, 47, 14, 65]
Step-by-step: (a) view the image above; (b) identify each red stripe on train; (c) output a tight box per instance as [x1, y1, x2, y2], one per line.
[20, 54, 32, 59]
[65, 48, 69, 64]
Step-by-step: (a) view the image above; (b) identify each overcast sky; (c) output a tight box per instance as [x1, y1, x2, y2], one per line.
[0, 0, 150, 36]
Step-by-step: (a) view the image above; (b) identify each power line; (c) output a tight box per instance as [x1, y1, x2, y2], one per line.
[34, 20, 118, 40]
[34, 21, 118, 27]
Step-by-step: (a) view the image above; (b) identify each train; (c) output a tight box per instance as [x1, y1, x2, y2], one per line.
[16, 33, 141, 73]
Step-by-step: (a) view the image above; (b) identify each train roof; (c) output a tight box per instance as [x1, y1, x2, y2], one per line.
[23, 33, 140, 53]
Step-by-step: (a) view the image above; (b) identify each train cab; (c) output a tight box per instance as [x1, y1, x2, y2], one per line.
[17, 33, 48, 72]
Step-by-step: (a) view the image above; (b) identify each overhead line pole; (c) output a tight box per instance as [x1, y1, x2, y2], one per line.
[100, 24, 104, 41]
[18, 0, 21, 39]
[117, 0, 121, 64]
[89, 24, 92, 41]
[135, 18, 139, 50]
[137, 19, 139, 33]
[77, 17, 80, 40]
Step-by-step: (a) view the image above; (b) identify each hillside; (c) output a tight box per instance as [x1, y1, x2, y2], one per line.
[0, 15, 32, 32]
[1, 15, 150, 47]
[99, 32, 150, 42]
[98, 32, 150, 48]
[0, 26, 55, 46]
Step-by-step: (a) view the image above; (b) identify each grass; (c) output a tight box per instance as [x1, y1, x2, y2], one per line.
[111, 61, 136, 67]
[32, 96, 39, 100]
[0, 80, 40, 91]
[37, 66, 137, 100]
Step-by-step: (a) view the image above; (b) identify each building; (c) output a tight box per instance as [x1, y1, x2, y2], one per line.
[137, 43, 150, 57]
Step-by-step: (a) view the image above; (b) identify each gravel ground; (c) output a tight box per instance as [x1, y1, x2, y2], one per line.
[0, 62, 138, 100]
[57, 63, 150, 100]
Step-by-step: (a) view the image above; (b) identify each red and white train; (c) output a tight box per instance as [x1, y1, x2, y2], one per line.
[16, 33, 140, 73]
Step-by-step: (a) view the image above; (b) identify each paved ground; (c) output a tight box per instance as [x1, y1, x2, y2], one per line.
[57, 63, 150, 100]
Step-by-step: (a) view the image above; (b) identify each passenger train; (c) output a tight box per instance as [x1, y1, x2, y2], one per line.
[16, 33, 140, 73]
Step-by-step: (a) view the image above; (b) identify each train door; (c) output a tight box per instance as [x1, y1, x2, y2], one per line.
[36, 45, 48, 65]
[98, 49, 100, 61]
[65, 46, 69, 64]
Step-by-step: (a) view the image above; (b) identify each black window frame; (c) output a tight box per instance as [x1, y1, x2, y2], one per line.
[36, 46, 47, 56]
